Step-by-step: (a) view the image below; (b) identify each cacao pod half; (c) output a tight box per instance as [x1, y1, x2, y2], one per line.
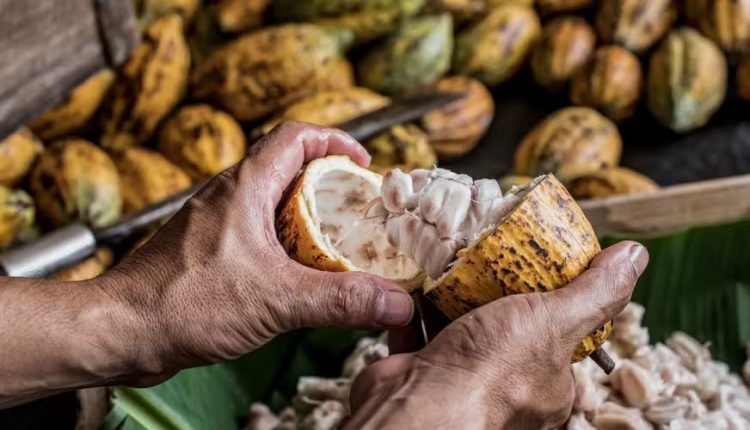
[366, 125, 438, 175]
[685, 0, 750, 55]
[0, 128, 43, 187]
[531, 16, 596, 90]
[568, 167, 659, 200]
[0, 185, 35, 249]
[596, 0, 677, 53]
[115, 147, 192, 214]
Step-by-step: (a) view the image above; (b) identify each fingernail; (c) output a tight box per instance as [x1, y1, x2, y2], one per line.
[628, 244, 649, 276]
[378, 290, 414, 327]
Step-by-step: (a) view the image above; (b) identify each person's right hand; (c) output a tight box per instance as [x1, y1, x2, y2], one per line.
[347, 241, 649, 430]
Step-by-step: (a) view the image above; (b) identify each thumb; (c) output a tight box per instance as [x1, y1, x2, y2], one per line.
[289, 268, 414, 330]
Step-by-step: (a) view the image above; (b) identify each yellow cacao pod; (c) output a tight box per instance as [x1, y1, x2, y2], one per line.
[531, 16, 596, 90]
[0, 185, 35, 249]
[568, 167, 659, 200]
[596, 0, 677, 52]
[366, 124, 438, 175]
[115, 147, 192, 214]
[685, 0, 750, 54]
[0, 128, 43, 187]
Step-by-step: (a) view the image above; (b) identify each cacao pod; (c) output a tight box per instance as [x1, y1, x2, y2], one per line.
[29, 70, 114, 141]
[158, 104, 247, 181]
[425, 0, 533, 22]
[216, 0, 271, 33]
[30, 139, 122, 229]
[366, 125, 438, 175]
[537, 0, 593, 15]
[420, 76, 494, 160]
[134, 0, 198, 28]
[570, 45, 642, 121]
[0, 128, 43, 187]
[596, 0, 677, 53]
[359, 15, 453, 96]
[452, 4, 540, 86]
[115, 148, 192, 214]
[100, 14, 190, 151]
[191, 24, 354, 121]
[52, 248, 114, 281]
[258, 87, 390, 136]
[498, 174, 532, 193]
[568, 167, 659, 199]
[647, 28, 727, 133]
[0, 185, 35, 249]
[513, 107, 622, 181]
[738, 56, 750, 102]
[272, 0, 425, 43]
[187, 5, 229, 69]
[685, 0, 750, 54]
[531, 16, 596, 90]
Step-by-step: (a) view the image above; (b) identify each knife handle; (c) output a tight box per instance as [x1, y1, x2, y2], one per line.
[0, 224, 96, 278]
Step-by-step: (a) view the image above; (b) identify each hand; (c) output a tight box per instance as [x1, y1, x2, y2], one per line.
[346, 241, 649, 430]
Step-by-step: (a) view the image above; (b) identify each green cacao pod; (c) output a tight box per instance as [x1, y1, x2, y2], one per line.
[531, 16, 596, 90]
[30, 139, 122, 229]
[568, 167, 658, 199]
[452, 4, 540, 86]
[115, 148, 192, 214]
[216, 0, 271, 33]
[685, 0, 750, 54]
[191, 24, 354, 121]
[0, 128, 43, 187]
[158, 104, 247, 181]
[420, 76, 494, 160]
[570, 45, 642, 121]
[366, 125, 438, 175]
[100, 14, 190, 151]
[596, 0, 677, 52]
[0, 185, 35, 249]
[647, 28, 727, 133]
[738, 56, 750, 102]
[513, 107, 622, 181]
[359, 15, 453, 96]
[272, 0, 425, 43]
[537, 0, 593, 15]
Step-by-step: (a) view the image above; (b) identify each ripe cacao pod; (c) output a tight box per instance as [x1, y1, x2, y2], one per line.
[531, 16, 596, 90]
[453, 4, 540, 86]
[30, 139, 122, 229]
[29, 70, 114, 141]
[596, 0, 677, 52]
[513, 107, 622, 181]
[100, 14, 190, 151]
[738, 57, 750, 102]
[425, 0, 533, 22]
[0, 185, 35, 249]
[537, 0, 593, 15]
[685, 0, 750, 54]
[568, 167, 658, 199]
[115, 148, 192, 214]
[191, 24, 354, 121]
[420, 76, 494, 160]
[134, 0, 198, 28]
[570, 45, 642, 121]
[0, 128, 43, 187]
[216, 0, 271, 33]
[359, 15, 453, 96]
[158, 104, 247, 181]
[53, 248, 114, 281]
[647, 28, 727, 133]
[366, 125, 438, 175]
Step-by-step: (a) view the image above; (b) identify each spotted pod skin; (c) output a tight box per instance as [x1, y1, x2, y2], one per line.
[191, 24, 354, 121]
[359, 15, 453, 96]
[258, 87, 390, 136]
[531, 16, 596, 90]
[0, 128, 43, 187]
[452, 4, 540, 86]
[0, 185, 35, 249]
[216, 0, 271, 33]
[424, 174, 611, 362]
[568, 167, 659, 200]
[366, 124, 438, 175]
[420, 76, 494, 160]
[537, 0, 593, 15]
[596, 0, 677, 53]
[29, 70, 114, 141]
[100, 14, 190, 151]
[272, 0, 425, 43]
[30, 139, 122, 229]
[647, 28, 727, 133]
[685, 0, 750, 55]
[52, 248, 113, 282]
[114, 148, 192, 214]
[513, 107, 622, 182]
[570, 45, 642, 122]
[158, 104, 247, 181]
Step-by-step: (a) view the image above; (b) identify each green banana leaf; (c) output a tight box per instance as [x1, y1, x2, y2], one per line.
[101, 219, 750, 430]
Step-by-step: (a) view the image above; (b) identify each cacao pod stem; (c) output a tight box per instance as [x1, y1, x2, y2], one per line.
[590, 348, 615, 375]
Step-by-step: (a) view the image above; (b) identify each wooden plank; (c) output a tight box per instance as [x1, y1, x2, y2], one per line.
[581, 174, 750, 237]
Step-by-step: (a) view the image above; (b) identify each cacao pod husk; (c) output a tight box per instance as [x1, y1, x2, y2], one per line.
[0, 128, 43, 187]
[570, 45, 642, 122]
[647, 28, 727, 133]
[568, 167, 659, 199]
[100, 14, 190, 151]
[685, 0, 750, 55]
[191, 24, 354, 121]
[531, 16, 596, 90]
[359, 15, 453, 96]
[115, 147, 192, 214]
[30, 139, 122, 229]
[216, 0, 271, 33]
[52, 248, 114, 281]
[596, 0, 677, 53]
[158, 104, 247, 181]
[29, 70, 114, 141]
[513, 107, 622, 181]
[452, 4, 540, 86]
[420, 76, 494, 160]
[365, 125, 438, 175]
[0, 185, 35, 250]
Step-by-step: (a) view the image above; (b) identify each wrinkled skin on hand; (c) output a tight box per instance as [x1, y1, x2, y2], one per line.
[348, 241, 648, 429]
